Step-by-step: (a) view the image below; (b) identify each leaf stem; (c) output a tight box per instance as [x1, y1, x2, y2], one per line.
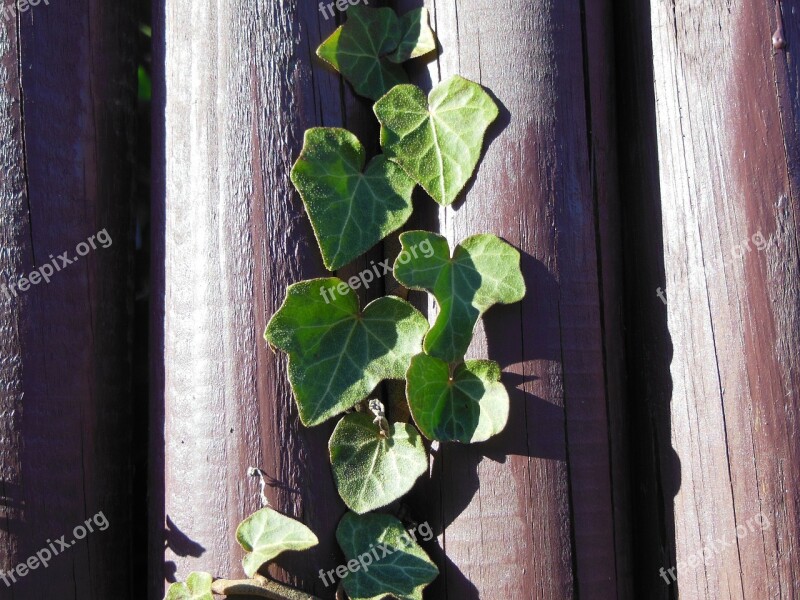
[211, 575, 322, 599]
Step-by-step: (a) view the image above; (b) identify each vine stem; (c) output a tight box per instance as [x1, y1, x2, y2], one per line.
[211, 575, 322, 599]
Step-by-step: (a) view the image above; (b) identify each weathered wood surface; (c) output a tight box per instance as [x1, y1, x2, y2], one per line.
[647, 0, 800, 597]
[154, 0, 633, 598]
[0, 0, 135, 598]
[151, 1, 382, 597]
[393, 1, 630, 598]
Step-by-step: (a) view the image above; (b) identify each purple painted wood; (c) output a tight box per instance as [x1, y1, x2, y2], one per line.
[0, 0, 135, 597]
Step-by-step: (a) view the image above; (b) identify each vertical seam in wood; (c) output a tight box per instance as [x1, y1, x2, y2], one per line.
[14, 7, 33, 265]
[556, 301, 580, 600]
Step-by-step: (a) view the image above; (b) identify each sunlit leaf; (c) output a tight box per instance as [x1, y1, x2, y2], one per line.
[291, 128, 415, 271]
[336, 512, 438, 600]
[330, 413, 428, 513]
[388, 8, 437, 63]
[374, 75, 499, 205]
[407, 354, 509, 443]
[317, 6, 406, 100]
[163, 572, 213, 600]
[393, 231, 525, 362]
[265, 278, 428, 426]
[236, 507, 318, 578]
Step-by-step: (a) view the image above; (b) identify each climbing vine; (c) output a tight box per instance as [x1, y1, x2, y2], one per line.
[165, 6, 525, 599]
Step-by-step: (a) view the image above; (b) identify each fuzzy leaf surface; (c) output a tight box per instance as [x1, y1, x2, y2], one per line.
[330, 413, 427, 514]
[291, 128, 415, 271]
[393, 232, 525, 362]
[407, 354, 509, 443]
[374, 75, 499, 205]
[163, 572, 213, 600]
[337, 512, 438, 600]
[265, 278, 428, 426]
[317, 6, 406, 100]
[388, 8, 437, 63]
[236, 507, 319, 578]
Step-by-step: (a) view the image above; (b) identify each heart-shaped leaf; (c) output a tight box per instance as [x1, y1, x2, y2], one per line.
[163, 572, 213, 600]
[374, 75, 499, 205]
[336, 512, 439, 600]
[407, 354, 509, 443]
[265, 278, 428, 426]
[291, 128, 415, 271]
[330, 413, 428, 514]
[317, 6, 406, 101]
[236, 507, 319, 578]
[388, 8, 437, 63]
[393, 232, 525, 362]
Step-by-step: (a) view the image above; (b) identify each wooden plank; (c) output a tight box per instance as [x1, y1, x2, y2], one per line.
[394, 1, 628, 598]
[650, 0, 800, 596]
[154, 1, 630, 598]
[0, 0, 135, 597]
[151, 1, 381, 597]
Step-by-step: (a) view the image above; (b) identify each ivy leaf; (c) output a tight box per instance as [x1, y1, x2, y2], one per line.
[291, 128, 415, 271]
[407, 354, 509, 443]
[163, 572, 213, 600]
[264, 278, 428, 426]
[393, 231, 525, 362]
[374, 75, 499, 206]
[388, 8, 437, 63]
[336, 512, 439, 600]
[329, 413, 428, 514]
[235, 507, 319, 578]
[317, 6, 407, 101]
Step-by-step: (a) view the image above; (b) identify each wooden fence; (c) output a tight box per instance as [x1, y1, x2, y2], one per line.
[0, 0, 797, 598]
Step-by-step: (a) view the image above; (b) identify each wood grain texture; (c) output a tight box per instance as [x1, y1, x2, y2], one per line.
[394, 1, 629, 598]
[152, 1, 381, 597]
[650, 0, 800, 597]
[0, 0, 135, 598]
[154, 1, 631, 598]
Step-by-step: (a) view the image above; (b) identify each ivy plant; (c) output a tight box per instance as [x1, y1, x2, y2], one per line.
[336, 512, 439, 600]
[164, 504, 321, 600]
[317, 6, 436, 100]
[374, 76, 499, 206]
[237, 507, 319, 578]
[171, 6, 527, 599]
[264, 278, 428, 426]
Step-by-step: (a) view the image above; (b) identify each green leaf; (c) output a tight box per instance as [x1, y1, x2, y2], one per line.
[330, 413, 428, 514]
[291, 128, 415, 271]
[264, 278, 428, 426]
[336, 512, 439, 600]
[235, 507, 319, 578]
[317, 6, 407, 101]
[393, 231, 525, 362]
[374, 75, 499, 206]
[164, 572, 213, 600]
[407, 354, 509, 443]
[388, 8, 437, 63]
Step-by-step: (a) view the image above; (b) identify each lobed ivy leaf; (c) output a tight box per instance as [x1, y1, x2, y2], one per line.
[393, 232, 526, 362]
[336, 512, 439, 600]
[264, 278, 428, 426]
[374, 75, 499, 206]
[388, 8, 437, 63]
[317, 6, 406, 101]
[291, 128, 415, 271]
[406, 354, 509, 443]
[329, 413, 428, 514]
[163, 572, 213, 600]
[235, 507, 319, 578]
